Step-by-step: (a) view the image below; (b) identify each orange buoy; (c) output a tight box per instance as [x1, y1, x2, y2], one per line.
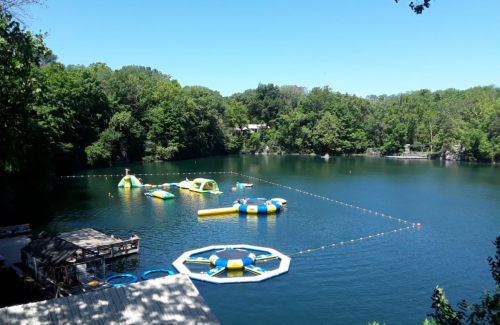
[417, 223, 421, 227]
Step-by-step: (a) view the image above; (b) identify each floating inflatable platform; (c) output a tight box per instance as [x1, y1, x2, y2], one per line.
[234, 198, 281, 214]
[190, 178, 223, 194]
[172, 245, 291, 284]
[118, 175, 142, 188]
[198, 206, 237, 216]
[145, 189, 174, 199]
[178, 180, 193, 189]
[236, 182, 253, 187]
[197, 197, 286, 216]
[160, 183, 178, 188]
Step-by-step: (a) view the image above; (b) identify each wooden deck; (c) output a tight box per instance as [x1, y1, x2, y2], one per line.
[0, 224, 31, 238]
[0, 274, 220, 325]
[57, 228, 140, 259]
[0, 236, 31, 268]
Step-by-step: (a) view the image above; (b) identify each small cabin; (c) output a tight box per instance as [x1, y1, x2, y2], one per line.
[21, 233, 106, 297]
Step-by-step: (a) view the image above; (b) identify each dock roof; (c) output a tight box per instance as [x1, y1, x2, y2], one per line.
[22, 236, 80, 266]
[57, 228, 122, 249]
[0, 274, 220, 324]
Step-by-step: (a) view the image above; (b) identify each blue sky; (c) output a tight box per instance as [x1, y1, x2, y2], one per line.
[27, 0, 499, 97]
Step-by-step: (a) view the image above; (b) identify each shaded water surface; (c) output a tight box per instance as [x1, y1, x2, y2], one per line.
[37, 156, 500, 324]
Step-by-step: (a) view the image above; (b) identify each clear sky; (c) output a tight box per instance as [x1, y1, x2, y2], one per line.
[26, 0, 500, 97]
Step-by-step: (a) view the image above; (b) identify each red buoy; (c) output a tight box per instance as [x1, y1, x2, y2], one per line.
[417, 223, 421, 227]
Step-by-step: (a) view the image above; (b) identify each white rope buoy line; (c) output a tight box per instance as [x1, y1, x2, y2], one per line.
[58, 171, 235, 178]
[231, 172, 420, 257]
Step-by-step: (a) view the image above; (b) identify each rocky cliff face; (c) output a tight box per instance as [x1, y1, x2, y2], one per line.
[366, 148, 382, 156]
[440, 143, 466, 161]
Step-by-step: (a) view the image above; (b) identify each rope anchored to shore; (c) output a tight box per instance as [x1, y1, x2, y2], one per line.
[232, 172, 421, 257]
[287, 225, 416, 257]
[233, 172, 416, 226]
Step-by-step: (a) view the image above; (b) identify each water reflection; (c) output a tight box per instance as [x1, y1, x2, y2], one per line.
[177, 189, 215, 203]
[106, 254, 141, 274]
[117, 188, 143, 218]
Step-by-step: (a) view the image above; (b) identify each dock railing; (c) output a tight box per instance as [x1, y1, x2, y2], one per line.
[96, 238, 140, 258]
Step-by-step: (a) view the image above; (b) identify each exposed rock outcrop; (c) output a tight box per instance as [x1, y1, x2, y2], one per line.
[366, 148, 382, 156]
[440, 143, 466, 161]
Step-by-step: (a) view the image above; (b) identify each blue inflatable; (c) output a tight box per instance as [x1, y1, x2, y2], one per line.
[105, 274, 138, 287]
[233, 198, 281, 214]
[141, 269, 174, 280]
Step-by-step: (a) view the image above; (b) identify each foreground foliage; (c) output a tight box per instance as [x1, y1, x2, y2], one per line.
[426, 237, 500, 325]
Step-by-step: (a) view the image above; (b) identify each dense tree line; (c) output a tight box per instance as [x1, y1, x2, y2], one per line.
[1, 12, 500, 218]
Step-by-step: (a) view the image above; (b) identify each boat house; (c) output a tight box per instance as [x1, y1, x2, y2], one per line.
[20, 233, 107, 297]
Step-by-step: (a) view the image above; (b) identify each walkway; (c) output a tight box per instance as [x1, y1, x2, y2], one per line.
[0, 274, 220, 324]
[0, 236, 31, 268]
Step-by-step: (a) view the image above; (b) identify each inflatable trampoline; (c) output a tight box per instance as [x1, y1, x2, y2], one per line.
[210, 249, 256, 269]
[233, 198, 281, 214]
[173, 245, 291, 284]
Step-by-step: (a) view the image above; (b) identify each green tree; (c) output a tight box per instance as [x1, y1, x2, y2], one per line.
[0, 11, 53, 220]
[312, 112, 340, 153]
[225, 99, 249, 129]
[0, 12, 50, 172]
[427, 237, 500, 324]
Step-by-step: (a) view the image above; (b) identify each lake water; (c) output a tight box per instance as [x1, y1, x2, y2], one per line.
[36, 155, 500, 324]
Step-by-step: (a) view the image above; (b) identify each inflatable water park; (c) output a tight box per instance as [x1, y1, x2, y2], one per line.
[172, 244, 291, 284]
[116, 169, 291, 285]
[118, 169, 288, 217]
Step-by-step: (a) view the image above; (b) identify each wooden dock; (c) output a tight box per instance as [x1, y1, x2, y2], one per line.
[0, 274, 220, 324]
[0, 236, 31, 269]
[0, 224, 31, 239]
[0, 224, 32, 268]
[57, 228, 140, 259]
